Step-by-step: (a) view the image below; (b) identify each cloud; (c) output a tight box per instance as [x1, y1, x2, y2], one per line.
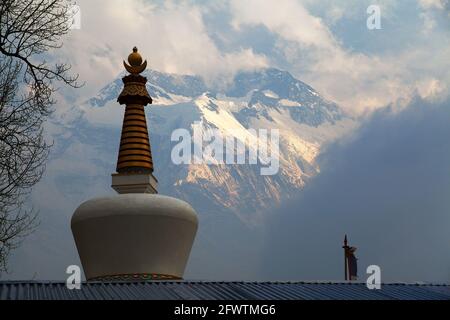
[45, 0, 450, 116]
[418, 0, 450, 35]
[229, 0, 450, 115]
[416, 78, 447, 99]
[260, 96, 450, 282]
[418, 0, 446, 9]
[231, 0, 337, 50]
[55, 0, 267, 104]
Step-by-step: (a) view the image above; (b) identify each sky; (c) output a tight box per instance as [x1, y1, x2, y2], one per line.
[57, 0, 450, 115]
[4, 0, 450, 282]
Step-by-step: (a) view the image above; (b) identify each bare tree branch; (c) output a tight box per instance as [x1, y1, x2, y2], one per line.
[0, 0, 80, 274]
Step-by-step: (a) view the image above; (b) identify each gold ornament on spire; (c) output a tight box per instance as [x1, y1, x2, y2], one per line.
[116, 46, 154, 178]
[123, 47, 147, 74]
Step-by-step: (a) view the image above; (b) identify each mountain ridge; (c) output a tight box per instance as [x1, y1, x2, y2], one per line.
[1, 67, 358, 280]
[55, 67, 355, 225]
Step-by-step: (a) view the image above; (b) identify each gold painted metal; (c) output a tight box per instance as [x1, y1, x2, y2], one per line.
[120, 138, 150, 145]
[116, 47, 155, 175]
[118, 149, 151, 157]
[123, 47, 148, 75]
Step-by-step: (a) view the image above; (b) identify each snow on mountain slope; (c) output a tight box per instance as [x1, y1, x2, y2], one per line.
[44, 68, 355, 227]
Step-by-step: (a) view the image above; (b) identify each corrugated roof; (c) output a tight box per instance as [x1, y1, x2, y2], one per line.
[0, 281, 449, 300]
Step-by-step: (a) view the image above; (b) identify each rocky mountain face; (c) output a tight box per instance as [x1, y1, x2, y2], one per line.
[69, 68, 352, 224]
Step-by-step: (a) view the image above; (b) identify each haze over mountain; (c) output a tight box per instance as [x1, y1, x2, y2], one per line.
[6, 67, 355, 280]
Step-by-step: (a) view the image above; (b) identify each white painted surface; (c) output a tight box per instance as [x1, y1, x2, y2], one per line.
[71, 194, 198, 280]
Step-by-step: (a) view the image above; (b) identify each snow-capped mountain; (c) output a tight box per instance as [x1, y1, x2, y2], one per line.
[54, 68, 354, 225]
[7, 68, 355, 280]
[50, 69, 352, 224]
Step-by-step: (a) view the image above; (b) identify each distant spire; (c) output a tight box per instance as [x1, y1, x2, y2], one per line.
[343, 235, 358, 281]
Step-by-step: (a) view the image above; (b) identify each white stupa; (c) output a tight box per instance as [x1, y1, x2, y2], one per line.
[71, 47, 199, 281]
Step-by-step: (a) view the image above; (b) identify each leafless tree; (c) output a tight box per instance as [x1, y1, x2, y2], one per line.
[0, 0, 80, 273]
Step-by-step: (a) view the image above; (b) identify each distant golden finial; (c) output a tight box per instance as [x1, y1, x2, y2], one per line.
[123, 46, 147, 74]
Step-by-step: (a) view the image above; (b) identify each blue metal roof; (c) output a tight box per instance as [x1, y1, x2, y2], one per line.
[0, 281, 449, 300]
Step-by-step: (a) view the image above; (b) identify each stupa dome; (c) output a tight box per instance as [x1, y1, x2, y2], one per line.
[71, 194, 198, 280]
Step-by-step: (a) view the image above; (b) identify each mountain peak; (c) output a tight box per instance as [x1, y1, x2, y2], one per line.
[83, 67, 344, 127]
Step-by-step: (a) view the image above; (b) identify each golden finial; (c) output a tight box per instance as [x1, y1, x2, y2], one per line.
[123, 46, 147, 74]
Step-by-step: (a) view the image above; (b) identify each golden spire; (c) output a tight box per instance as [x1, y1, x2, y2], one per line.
[112, 47, 157, 194]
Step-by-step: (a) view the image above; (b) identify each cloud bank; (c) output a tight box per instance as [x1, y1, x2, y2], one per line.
[55, 0, 267, 103]
[50, 0, 450, 115]
[230, 0, 450, 114]
[260, 96, 450, 282]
